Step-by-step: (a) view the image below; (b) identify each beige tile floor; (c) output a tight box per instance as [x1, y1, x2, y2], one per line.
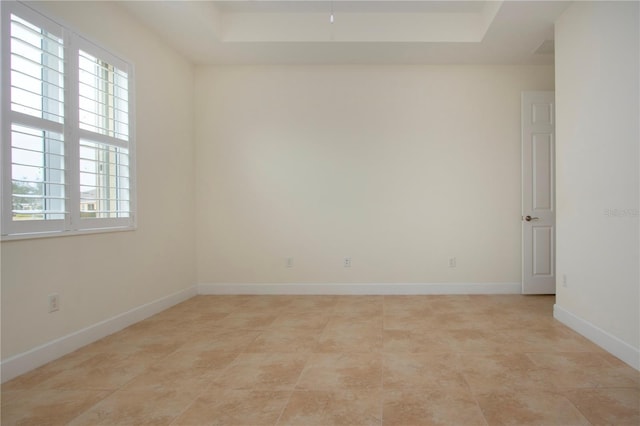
[2, 295, 639, 425]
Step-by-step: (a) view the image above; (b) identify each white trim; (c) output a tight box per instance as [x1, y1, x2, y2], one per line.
[554, 304, 640, 371]
[197, 282, 522, 295]
[1, 1, 136, 240]
[0, 286, 197, 383]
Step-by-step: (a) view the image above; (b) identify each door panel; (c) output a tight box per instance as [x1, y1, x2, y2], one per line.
[533, 226, 553, 276]
[533, 134, 553, 211]
[522, 91, 556, 294]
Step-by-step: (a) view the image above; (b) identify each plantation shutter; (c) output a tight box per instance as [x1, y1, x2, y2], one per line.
[2, 2, 136, 239]
[76, 46, 132, 226]
[4, 11, 67, 235]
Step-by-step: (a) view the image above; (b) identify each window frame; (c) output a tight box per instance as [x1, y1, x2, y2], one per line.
[1, 1, 136, 240]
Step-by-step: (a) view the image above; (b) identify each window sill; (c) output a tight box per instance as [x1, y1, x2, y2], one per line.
[1, 225, 137, 242]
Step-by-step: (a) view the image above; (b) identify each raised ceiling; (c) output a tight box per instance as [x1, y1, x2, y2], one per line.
[121, 1, 570, 65]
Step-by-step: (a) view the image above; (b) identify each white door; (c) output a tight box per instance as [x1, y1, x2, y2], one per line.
[522, 91, 555, 294]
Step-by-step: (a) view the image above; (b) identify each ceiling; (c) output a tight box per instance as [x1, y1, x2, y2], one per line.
[120, 1, 571, 65]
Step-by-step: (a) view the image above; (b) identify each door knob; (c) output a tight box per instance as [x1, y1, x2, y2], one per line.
[524, 215, 539, 222]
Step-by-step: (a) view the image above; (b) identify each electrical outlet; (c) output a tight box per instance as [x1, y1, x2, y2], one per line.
[343, 257, 352, 268]
[562, 274, 568, 288]
[448, 257, 457, 268]
[286, 257, 294, 268]
[48, 293, 60, 313]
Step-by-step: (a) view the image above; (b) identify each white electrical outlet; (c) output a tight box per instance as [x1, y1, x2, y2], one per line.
[343, 257, 352, 268]
[48, 293, 60, 313]
[562, 274, 568, 288]
[286, 257, 294, 268]
[448, 257, 457, 268]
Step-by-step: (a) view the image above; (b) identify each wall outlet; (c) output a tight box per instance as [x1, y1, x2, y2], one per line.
[562, 274, 568, 288]
[286, 257, 294, 268]
[448, 257, 457, 268]
[48, 293, 60, 313]
[343, 257, 352, 268]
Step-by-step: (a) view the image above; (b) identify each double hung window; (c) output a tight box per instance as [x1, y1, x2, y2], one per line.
[1, 2, 135, 239]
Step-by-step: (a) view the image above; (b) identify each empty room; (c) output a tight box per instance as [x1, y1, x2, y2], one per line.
[1, 0, 638, 425]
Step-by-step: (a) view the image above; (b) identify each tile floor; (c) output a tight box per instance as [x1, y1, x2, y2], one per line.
[2, 295, 639, 425]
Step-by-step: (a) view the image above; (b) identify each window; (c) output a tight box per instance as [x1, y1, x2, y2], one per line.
[1, 2, 135, 239]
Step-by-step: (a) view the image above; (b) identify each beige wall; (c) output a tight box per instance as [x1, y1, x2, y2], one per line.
[1, 1, 196, 359]
[556, 2, 639, 350]
[195, 65, 554, 284]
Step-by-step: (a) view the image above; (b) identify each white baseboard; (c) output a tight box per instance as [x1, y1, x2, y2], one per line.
[1, 286, 197, 384]
[554, 304, 640, 371]
[197, 282, 522, 295]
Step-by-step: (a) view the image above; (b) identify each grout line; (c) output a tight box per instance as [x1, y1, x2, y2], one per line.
[273, 338, 322, 425]
[458, 365, 490, 426]
[65, 387, 121, 424]
[558, 391, 594, 425]
[167, 389, 203, 426]
[166, 353, 241, 426]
